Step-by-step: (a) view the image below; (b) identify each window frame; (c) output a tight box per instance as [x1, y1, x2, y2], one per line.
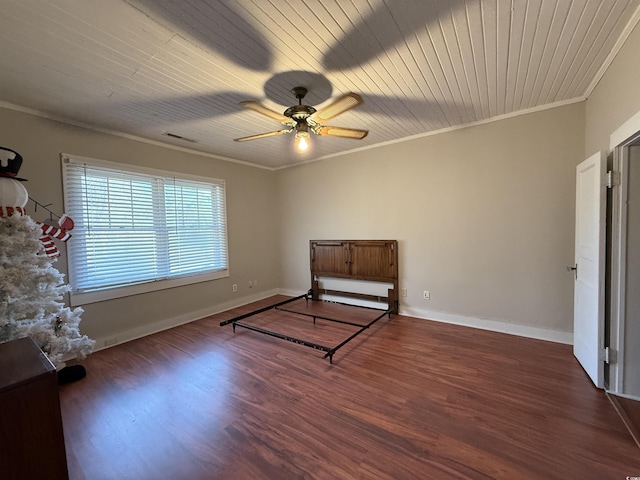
[61, 154, 229, 306]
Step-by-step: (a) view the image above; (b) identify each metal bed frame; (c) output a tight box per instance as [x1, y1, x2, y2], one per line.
[219, 291, 393, 363]
[220, 240, 399, 363]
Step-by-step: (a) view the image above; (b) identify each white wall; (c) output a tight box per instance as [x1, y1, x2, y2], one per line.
[276, 103, 584, 341]
[0, 106, 281, 346]
[586, 21, 640, 156]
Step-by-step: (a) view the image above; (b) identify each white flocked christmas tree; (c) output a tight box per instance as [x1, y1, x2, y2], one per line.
[0, 147, 94, 368]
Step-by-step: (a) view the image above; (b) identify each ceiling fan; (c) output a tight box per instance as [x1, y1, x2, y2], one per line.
[234, 87, 368, 151]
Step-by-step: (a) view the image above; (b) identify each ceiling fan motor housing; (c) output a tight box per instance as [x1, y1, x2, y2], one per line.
[284, 104, 316, 119]
[284, 86, 317, 120]
[295, 121, 309, 134]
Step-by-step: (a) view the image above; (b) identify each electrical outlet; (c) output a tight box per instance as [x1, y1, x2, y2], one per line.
[423, 290, 430, 300]
[249, 281, 253, 288]
[232, 284, 238, 292]
[253, 280, 257, 287]
[401, 288, 407, 297]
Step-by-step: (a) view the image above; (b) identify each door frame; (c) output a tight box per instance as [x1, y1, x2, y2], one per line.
[608, 143, 628, 394]
[608, 114, 640, 395]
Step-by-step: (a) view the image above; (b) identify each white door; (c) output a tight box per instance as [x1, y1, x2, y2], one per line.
[573, 151, 606, 388]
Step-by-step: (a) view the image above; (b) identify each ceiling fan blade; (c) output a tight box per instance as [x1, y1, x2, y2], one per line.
[311, 93, 363, 122]
[314, 125, 368, 139]
[240, 101, 289, 123]
[234, 129, 292, 142]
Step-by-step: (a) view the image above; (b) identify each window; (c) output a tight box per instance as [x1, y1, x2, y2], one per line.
[62, 154, 228, 305]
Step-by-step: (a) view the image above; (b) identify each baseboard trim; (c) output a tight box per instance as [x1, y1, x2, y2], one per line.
[278, 288, 309, 297]
[277, 291, 573, 345]
[91, 291, 571, 354]
[91, 288, 280, 352]
[607, 391, 640, 402]
[399, 306, 573, 345]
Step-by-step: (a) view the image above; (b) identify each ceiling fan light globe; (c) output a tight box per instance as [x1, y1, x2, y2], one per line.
[295, 130, 310, 152]
[297, 137, 309, 151]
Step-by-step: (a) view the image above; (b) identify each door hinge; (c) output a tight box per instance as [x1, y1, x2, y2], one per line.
[602, 346, 615, 364]
[606, 170, 620, 188]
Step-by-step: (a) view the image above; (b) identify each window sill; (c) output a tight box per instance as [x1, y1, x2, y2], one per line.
[69, 270, 229, 306]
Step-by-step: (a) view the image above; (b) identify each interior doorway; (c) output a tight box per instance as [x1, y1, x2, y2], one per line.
[608, 135, 640, 400]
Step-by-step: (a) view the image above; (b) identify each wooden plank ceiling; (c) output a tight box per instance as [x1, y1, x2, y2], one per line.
[0, 0, 638, 169]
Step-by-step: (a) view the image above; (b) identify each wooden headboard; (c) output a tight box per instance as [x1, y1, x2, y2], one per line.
[310, 240, 399, 313]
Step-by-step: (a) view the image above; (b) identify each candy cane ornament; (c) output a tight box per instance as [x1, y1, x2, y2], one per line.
[37, 215, 74, 258]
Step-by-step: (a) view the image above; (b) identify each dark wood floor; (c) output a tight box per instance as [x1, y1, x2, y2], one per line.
[59, 296, 640, 479]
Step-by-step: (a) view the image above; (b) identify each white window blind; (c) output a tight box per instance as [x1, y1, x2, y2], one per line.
[62, 155, 228, 304]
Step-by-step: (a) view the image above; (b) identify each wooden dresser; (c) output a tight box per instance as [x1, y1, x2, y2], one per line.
[0, 337, 69, 479]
